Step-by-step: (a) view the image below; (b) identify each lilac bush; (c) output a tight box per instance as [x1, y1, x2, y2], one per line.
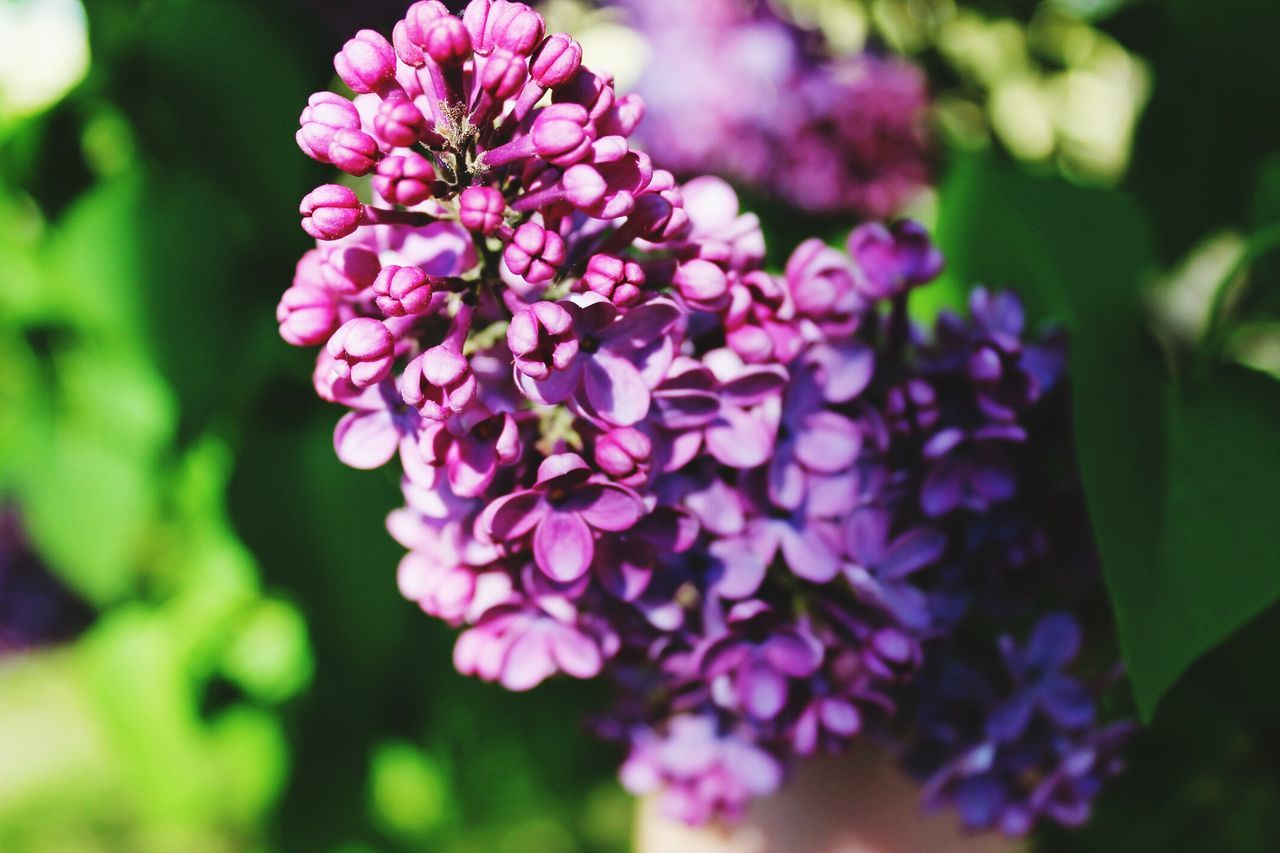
[618, 0, 932, 218]
[280, 0, 1128, 834]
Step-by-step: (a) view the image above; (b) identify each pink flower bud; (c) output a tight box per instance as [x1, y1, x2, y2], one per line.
[531, 103, 594, 166]
[317, 245, 381, 294]
[490, 3, 545, 55]
[392, 20, 424, 67]
[600, 93, 645, 137]
[462, 0, 497, 53]
[334, 29, 397, 95]
[373, 153, 436, 206]
[373, 265, 436, 316]
[507, 300, 577, 379]
[373, 97, 427, 147]
[296, 92, 361, 163]
[478, 47, 528, 100]
[458, 186, 506, 234]
[327, 317, 395, 387]
[328, 128, 380, 175]
[418, 15, 471, 66]
[594, 426, 652, 487]
[530, 34, 582, 88]
[503, 222, 566, 284]
[673, 259, 729, 312]
[400, 0, 450, 64]
[277, 285, 340, 346]
[300, 184, 364, 241]
[581, 253, 644, 307]
[553, 67, 615, 121]
[403, 347, 478, 420]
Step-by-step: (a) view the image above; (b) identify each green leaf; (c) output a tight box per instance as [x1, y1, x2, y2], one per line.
[936, 153, 1280, 719]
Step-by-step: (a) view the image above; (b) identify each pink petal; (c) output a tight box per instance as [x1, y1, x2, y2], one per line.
[334, 409, 399, 469]
[705, 407, 774, 469]
[500, 628, 557, 691]
[533, 510, 594, 582]
[584, 351, 650, 426]
[478, 490, 547, 543]
[571, 483, 644, 532]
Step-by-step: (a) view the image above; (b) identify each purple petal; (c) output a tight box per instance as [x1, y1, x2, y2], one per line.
[500, 628, 557, 691]
[584, 351, 651, 426]
[880, 527, 947, 579]
[719, 366, 788, 407]
[707, 537, 769, 599]
[603, 298, 680, 350]
[334, 409, 399, 469]
[1028, 613, 1083, 668]
[843, 507, 889, 565]
[761, 633, 823, 677]
[533, 510, 594, 582]
[515, 360, 582, 405]
[1040, 674, 1098, 730]
[705, 407, 774, 469]
[548, 625, 603, 679]
[768, 441, 806, 511]
[447, 437, 498, 498]
[777, 521, 840, 583]
[739, 662, 788, 719]
[569, 482, 644, 532]
[987, 693, 1036, 742]
[478, 490, 547, 543]
[794, 411, 861, 473]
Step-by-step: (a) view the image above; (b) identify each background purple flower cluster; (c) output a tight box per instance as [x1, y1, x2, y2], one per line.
[280, 0, 1128, 834]
[617, 0, 932, 218]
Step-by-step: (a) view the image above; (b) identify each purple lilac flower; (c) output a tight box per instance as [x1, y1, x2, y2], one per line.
[278, 1, 1126, 834]
[618, 0, 931, 217]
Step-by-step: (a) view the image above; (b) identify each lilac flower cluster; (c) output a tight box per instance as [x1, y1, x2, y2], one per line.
[618, 0, 931, 217]
[281, 0, 1127, 834]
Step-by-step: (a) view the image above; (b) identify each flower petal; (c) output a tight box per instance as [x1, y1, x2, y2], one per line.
[533, 510, 594, 582]
[569, 482, 644, 531]
[584, 351, 651, 426]
[334, 409, 399, 469]
[478, 490, 547, 543]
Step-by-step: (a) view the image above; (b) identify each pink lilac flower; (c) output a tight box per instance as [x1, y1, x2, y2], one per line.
[618, 0, 931, 217]
[278, 1, 1126, 835]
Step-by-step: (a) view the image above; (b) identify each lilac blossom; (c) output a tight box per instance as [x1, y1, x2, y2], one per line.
[619, 0, 931, 217]
[276, 1, 1127, 834]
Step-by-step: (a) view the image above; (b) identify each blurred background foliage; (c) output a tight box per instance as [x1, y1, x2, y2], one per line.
[0, 0, 1277, 850]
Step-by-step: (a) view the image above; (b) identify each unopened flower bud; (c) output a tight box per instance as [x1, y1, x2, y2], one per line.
[373, 153, 436, 206]
[490, 2, 545, 55]
[327, 317, 395, 387]
[373, 265, 436, 316]
[300, 184, 364, 241]
[594, 427, 652, 487]
[479, 47, 528, 100]
[374, 97, 427, 147]
[458, 186, 506, 234]
[673, 259, 729, 312]
[530, 34, 582, 88]
[419, 15, 471, 65]
[403, 346, 477, 420]
[297, 92, 360, 163]
[328, 128, 380, 175]
[581, 253, 644, 307]
[277, 285, 340, 346]
[507, 301, 577, 379]
[317, 245, 381, 293]
[503, 222, 566, 284]
[335, 29, 397, 95]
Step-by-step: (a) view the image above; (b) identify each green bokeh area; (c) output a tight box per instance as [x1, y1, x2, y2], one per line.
[1, 0, 1278, 850]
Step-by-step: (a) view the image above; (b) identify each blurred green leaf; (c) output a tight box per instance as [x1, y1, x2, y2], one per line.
[936, 152, 1280, 719]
